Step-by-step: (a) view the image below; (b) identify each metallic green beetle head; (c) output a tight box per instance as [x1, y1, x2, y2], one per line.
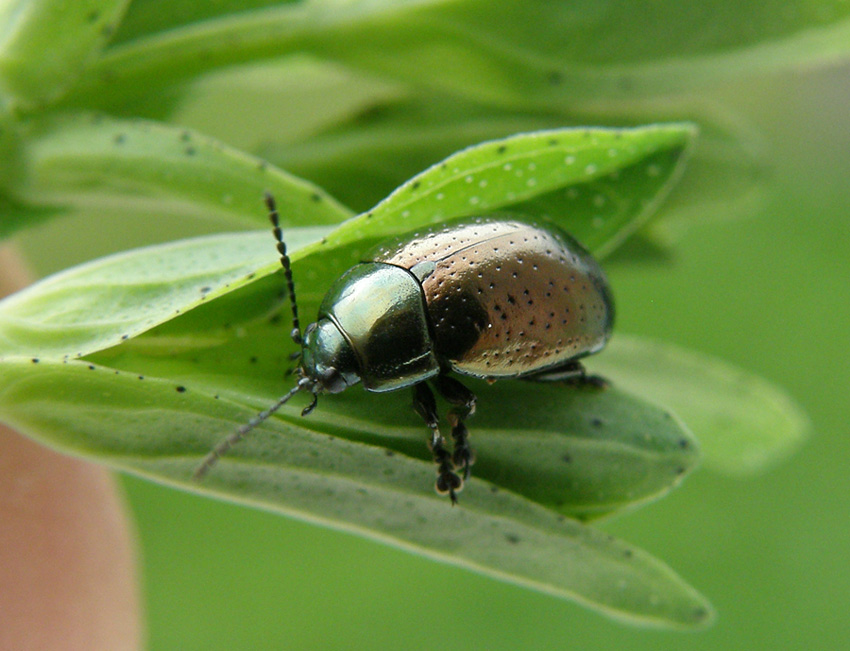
[299, 318, 360, 394]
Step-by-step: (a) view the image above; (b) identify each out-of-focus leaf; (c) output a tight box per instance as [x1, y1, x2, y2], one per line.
[0, 113, 351, 235]
[61, 1, 850, 112]
[593, 335, 810, 475]
[0, 0, 130, 106]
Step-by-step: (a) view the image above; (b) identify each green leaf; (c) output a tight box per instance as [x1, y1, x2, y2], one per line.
[0, 112, 352, 237]
[0, 357, 711, 628]
[0, 0, 131, 106]
[0, 131, 709, 626]
[0, 229, 320, 358]
[593, 335, 810, 475]
[320, 124, 695, 261]
[0, 224, 699, 516]
[60, 1, 850, 112]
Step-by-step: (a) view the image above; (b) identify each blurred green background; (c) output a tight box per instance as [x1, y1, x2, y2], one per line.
[16, 57, 849, 651]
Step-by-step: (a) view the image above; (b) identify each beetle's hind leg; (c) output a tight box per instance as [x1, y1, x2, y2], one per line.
[524, 359, 609, 388]
[412, 382, 462, 503]
[434, 374, 477, 480]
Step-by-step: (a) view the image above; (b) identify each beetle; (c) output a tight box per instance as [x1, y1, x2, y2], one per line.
[195, 193, 614, 502]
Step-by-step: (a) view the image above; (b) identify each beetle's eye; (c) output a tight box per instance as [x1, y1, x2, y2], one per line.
[320, 367, 347, 394]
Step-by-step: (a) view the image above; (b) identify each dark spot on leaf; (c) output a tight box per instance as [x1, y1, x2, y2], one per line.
[505, 533, 521, 544]
[249, 356, 258, 364]
[311, 193, 323, 202]
[88, 365, 96, 370]
[411, 181, 420, 190]
[591, 417, 603, 427]
[497, 145, 507, 154]
[176, 386, 186, 393]
[678, 438, 690, 449]
[180, 131, 191, 142]
[384, 449, 395, 457]
[185, 146, 196, 156]
[86, 10, 100, 22]
[138, 375, 144, 380]
[247, 273, 256, 280]
[561, 453, 571, 463]
[121, 334, 129, 340]
[31, 358, 39, 364]
[623, 549, 633, 558]
[200, 286, 211, 294]
[547, 71, 562, 85]
[114, 133, 125, 145]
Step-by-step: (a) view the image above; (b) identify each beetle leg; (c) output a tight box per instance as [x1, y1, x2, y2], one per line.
[524, 360, 609, 388]
[412, 382, 462, 503]
[433, 375, 477, 479]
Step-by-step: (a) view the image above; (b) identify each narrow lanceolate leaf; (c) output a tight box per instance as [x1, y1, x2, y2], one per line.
[0, 113, 351, 237]
[593, 336, 809, 475]
[0, 228, 328, 359]
[315, 124, 695, 262]
[0, 0, 131, 106]
[0, 358, 712, 629]
[0, 229, 700, 517]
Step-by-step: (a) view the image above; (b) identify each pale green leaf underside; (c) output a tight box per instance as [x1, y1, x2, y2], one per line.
[594, 337, 809, 475]
[0, 357, 711, 629]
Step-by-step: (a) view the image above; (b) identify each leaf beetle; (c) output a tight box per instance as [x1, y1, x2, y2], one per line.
[195, 193, 614, 502]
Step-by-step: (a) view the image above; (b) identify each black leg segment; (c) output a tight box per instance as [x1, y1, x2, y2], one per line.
[412, 382, 462, 503]
[433, 374, 477, 480]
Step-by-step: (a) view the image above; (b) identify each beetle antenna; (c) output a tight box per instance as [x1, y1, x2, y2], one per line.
[193, 378, 312, 480]
[265, 191, 302, 345]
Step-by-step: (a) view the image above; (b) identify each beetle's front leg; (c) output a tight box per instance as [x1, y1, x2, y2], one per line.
[412, 382, 462, 503]
[434, 374, 477, 480]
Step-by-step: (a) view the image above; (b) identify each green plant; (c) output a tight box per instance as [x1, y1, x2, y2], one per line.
[0, 0, 825, 631]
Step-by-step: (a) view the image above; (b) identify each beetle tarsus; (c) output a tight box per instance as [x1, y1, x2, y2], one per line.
[448, 416, 474, 480]
[414, 382, 465, 502]
[435, 375, 477, 480]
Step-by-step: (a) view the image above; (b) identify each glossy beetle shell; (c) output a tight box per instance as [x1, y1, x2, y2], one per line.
[368, 216, 614, 379]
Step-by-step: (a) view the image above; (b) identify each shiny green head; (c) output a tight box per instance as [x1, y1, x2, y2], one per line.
[300, 318, 360, 394]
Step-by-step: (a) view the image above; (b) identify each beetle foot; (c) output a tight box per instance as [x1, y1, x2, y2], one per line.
[435, 470, 463, 504]
[430, 432, 463, 503]
[448, 413, 475, 480]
